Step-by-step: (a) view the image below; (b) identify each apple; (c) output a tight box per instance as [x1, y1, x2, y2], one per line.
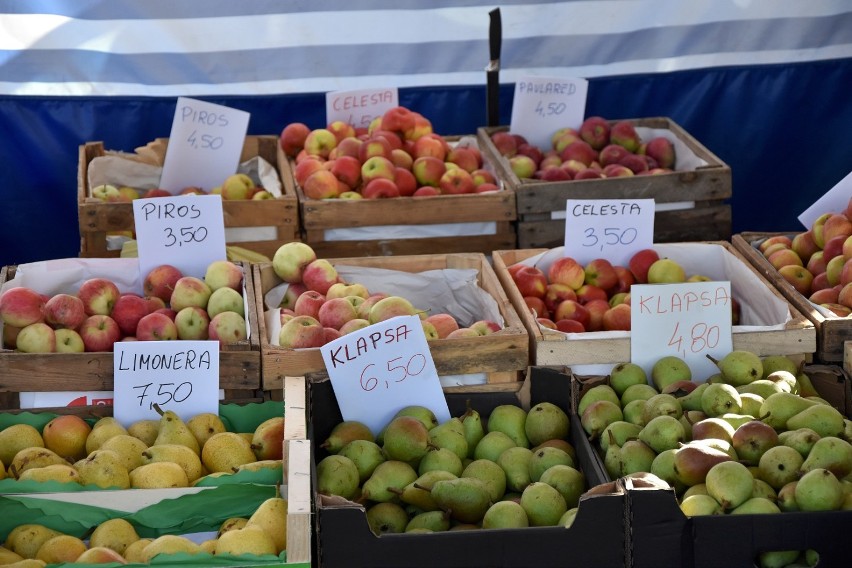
[221, 173, 255, 200]
[584, 258, 619, 292]
[280, 122, 311, 157]
[0, 287, 45, 328]
[810, 272, 831, 294]
[136, 312, 178, 341]
[41, 293, 85, 330]
[822, 213, 852, 244]
[356, 293, 388, 320]
[279, 315, 326, 348]
[335, 137, 363, 160]
[208, 311, 248, 345]
[544, 283, 578, 313]
[304, 169, 342, 199]
[821, 302, 852, 317]
[761, 242, 790, 259]
[170, 277, 212, 312]
[251, 190, 273, 200]
[602, 164, 634, 178]
[524, 296, 549, 319]
[294, 158, 326, 187]
[646, 258, 686, 284]
[574, 169, 604, 180]
[825, 254, 846, 287]
[554, 299, 591, 329]
[598, 144, 630, 167]
[512, 265, 548, 298]
[555, 319, 585, 333]
[508, 155, 537, 179]
[203, 260, 243, 292]
[359, 136, 393, 163]
[612, 266, 636, 295]
[609, 292, 631, 307]
[609, 120, 641, 152]
[111, 294, 151, 336]
[824, 235, 848, 262]
[490, 131, 518, 157]
[424, 313, 459, 339]
[439, 168, 475, 195]
[339, 318, 371, 335]
[576, 284, 609, 305]
[143, 264, 183, 303]
[516, 143, 544, 168]
[601, 303, 632, 331]
[547, 257, 585, 290]
[155, 307, 178, 321]
[767, 248, 803, 270]
[78, 278, 121, 316]
[812, 212, 833, 248]
[272, 242, 317, 283]
[362, 178, 401, 199]
[302, 259, 340, 295]
[79, 314, 121, 351]
[777, 265, 814, 296]
[15, 322, 56, 353]
[327, 120, 356, 143]
[304, 128, 337, 158]
[393, 167, 418, 197]
[550, 127, 580, 148]
[413, 186, 440, 197]
[537, 317, 558, 330]
[471, 320, 502, 335]
[559, 140, 598, 166]
[380, 106, 417, 134]
[412, 156, 447, 187]
[758, 235, 793, 254]
[207, 287, 245, 319]
[471, 169, 497, 187]
[402, 112, 433, 141]
[583, 298, 611, 332]
[536, 167, 572, 182]
[55, 328, 85, 353]
[174, 306, 211, 340]
[143, 188, 172, 198]
[412, 133, 448, 161]
[294, 290, 327, 319]
[643, 137, 675, 169]
[368, 295, 418, 324]
[446, 146, 481, 173]
[618, 153, 649, 174]
[809, 287, 839, 305]
[806, 250, 827, 276]
[318, 297, 359, 330]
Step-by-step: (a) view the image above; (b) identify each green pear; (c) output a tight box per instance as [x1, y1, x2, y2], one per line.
[650, 449, 687, 494]
[528, 447, 573, 482]
[339, 439, 386, 482]
[559, 508, 579, 528]
[460, 458, 506, 502]
[620, 383, 659, 406]
[577, 384, 620, 417]
[731, 420, 779, 466]
[794, 468, 844, 511]
[796, 372, 821, 398]
[700, 383, 743, 417]
[361, 460, 418, 503]
[250, 416, 285, 460]
[800, 436, 852, 478]
[603, 433, 624, 480]
[778, 427, 821, 457]
[760, 355, 799, 380]
[729, 496, 781, 514]
[474, 431, 517, 462]
[539, 464, 585, 509]
[679, 494, 723, 516]
[672, 442, 733, 486]
[638, 415, 686, 453]
[418, 447, 463, 477]
[737, 379, 784, 400]
[609, 362, 648, 397]
[682, 483, 709, 499]
[786, 404, 845, 438]
[765, 370, 797, 394]
[622, 399, 648, 426]
[751, 478, 777, 501]
[397, 470, 458, 510]
[8, 447, 68, 479]
[757, 445, 804, 490]
[127, 419, 160, 447]
[619, 439, 657, 476]
[482, 500, 529, 529]
[393, 405, 439, 430]
[214, 526, 275, 556]
[690, 417, 736, 443]
[520, 482, 567, 526]
[705, 460, 753, 510]
[719, 413, 755, 431]
[677, 383, 709, 412]
[756, 550, 802, 568]
[651, 355, 692, 392]
[524, 402, 569, 446]
[642, 393, 683, 422]
[429, 418, 468, 460]
[35, 534, 88, 564]
[487, 405, 529, 448]
[776, 481, 799, 512]
[495, 447, 533, 492]
[0, 424, 44, 469]
[599, 421, 642, 453]
[5, 523, 63, 560]
[366, 502, 409, 535]
[580, 400, 623, 440]
[152, 404, 200, 455]
[707, 350, 763, 386]
[321, 420, 375, 454]
[431, 476, 492, 524]
[316, 454, 360, 500]
[739, 392, 764, 417]
[405, 510, 451, 532]
[382, 416, 431, 464]
[461, 405, 484, 459]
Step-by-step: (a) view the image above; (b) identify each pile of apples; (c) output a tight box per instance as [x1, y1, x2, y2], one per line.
[91, 172, 275, 202]
[508, 249, 740, 333]
[271, 242, 501, 348]
[488, 116, 676, 182]
[756, 196, 852, 316]
[279, 106, 500, 199]
[0, 260, 249, 353]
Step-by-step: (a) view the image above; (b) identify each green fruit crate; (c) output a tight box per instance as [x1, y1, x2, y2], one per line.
[78, 135, 300, 260]
[732, 231, 852, 364]
[492, 242, 816, 369]
[477, 117, 732, 249]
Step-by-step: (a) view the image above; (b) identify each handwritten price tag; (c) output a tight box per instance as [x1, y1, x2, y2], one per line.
[133, 194, 227, 279]
[159, 97, 250, 193]
[326, 88, 399, 130]
[509, 75, 588, 149]
[321, 315, 450, 434]
[564, 199, 654, 265]
[630, 282, 733, 381]
[113, 341, 220, 426]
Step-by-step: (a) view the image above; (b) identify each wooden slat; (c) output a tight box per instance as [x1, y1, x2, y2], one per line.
[285, 439, 312, 564]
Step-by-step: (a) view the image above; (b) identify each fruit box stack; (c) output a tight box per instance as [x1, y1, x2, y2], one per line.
[253, 252, 529, 392]
[78, 135, 300, 259]
[733, 232, 852, 364]
[478, 117, 732, 249]
[306, 367, 631, 568]
[281, 138, 518, 258]
[493, 242, 816, 370]
[0, 258, 262, 411]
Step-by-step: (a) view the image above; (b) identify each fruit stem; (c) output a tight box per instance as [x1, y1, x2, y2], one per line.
[705, 354, 720, 366]
[152, 403, 164, 416]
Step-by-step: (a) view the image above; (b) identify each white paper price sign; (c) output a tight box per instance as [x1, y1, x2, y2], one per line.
[631, 282, 734, 381]
[159, 97, 250, 193]
[564, 199, 655, 266]
[321, 315, 451, 435]
[326, 88, 399, 130]
[113, 340, 220, 427]
[133, 194, 227, 279]
[509, 75, 589, 150]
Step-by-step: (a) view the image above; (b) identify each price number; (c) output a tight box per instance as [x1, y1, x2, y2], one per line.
[360, 353, 428, 392]
[187, 130, 224, 150]
[667, 321, 721, 358]
[534, 100, 567, 118]
[133, 382, 194, 409]
[582, 227, 638, 251]
[164, 226, 208, 248]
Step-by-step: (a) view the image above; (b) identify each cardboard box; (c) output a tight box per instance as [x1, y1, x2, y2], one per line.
[493, 242, 816, 371]
[0, 258, 261, 411]
[78, 136, 300, 259]
[733, 231, 852, 363]
[254, 252, 529, 391]
[283, 138, 517, 257]
[307, 367, 626, 568]
[478, 118, 732, 249]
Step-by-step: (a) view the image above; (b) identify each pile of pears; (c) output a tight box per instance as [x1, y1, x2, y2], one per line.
[316, 401, 587, 533]
[0, 496, 287, 565]
[578, 349, 852, 521]
[0, 406, 284, 489]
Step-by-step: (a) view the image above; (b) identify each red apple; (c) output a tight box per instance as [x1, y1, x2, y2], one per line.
[136, 312, 178, 341]
[584, 258, 619, 292]
[628, 249, 661, 283]
[43, 293, 85, 330]
[294, 158, 326, 187]
[304, 128, 337, 159]
[363, 178, 401, 199]
[512, 265, 548, 298]
[318, 297, 359, 330]
[791, 231, 819, 264]
[475, 183, 500, 193]
[777, 265, 814, 296]
[612, 266, 636, 295]
[602, 164, 634, 178]
[326, 120, 356, 143]
[170, 277, 212, 312]
[280, 122, 310, 157]
[618, 153, 649, 174]
[79, 314, 121, 351]
[302, 259, 340, 295]
[393, 167, 417, 197]
[143, 265, 184, 304]
[806, 251, 827, 276]
[0, 287, 46, 328]
[576, 284, 609, 305]
[471, 169, 497, 186]
[602, 303, 632, 331]
[390, 148, 414, 170]
[559, 140, 598, 166]
[78, 278, 121, 316]
[758, 235, 793, 254]
[380, 106, 417, 135]
[643, 137, 675, 169]
[516, 143, 544, 168]
[555, 319, 585, 333]
[490, 131, 518, 157]
[412, 156, 447, 187]
[304, 169, 343, 200]
[537, 317, 558, 330]
[553, 299, 590, 329]
[822, 213, 852, 244]
[809, 287, 839, 305]
[524, 296, 549, 319]
[413, 186, 440, 197]
[547, 257, 585, 290]
[412, 133, 448, 161]
[293, 290, 327, 319]
[574, 169, 604, 180]
[823, 235, 848, 262]
[544, 283, 578, 313]
[579, 116, 610, 150]
[111, 294, 151, 337]
[584, 298, 611, 332]
[610, 121, 641, 153]
[446, 146, 482, 172]
[208, 311, 247, 345]
[439, 168, 476, 195]
[330, 155, 362, 190]
[425, 313, 459, 339]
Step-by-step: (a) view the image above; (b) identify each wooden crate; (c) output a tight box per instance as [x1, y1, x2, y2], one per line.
[0, 260, 261, 411]
[78, 135, 300, 259]
[254, 252, 530, 391]
[492, 242, 816, 370]
[733, 231, 852, 363]
[478, 118, 732, 249]
[283, 141, 517, 257]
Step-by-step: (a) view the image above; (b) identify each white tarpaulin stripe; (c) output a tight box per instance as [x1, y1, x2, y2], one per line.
[1, 1, 852, 96]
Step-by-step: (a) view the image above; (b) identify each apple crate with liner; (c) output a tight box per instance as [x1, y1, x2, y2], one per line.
[478, 117, 732, 249]
[254, 249, 529, 392]
[492, 242, 816, 370]
[733, 231, 852, 364]
[78, 135, 300, 260]
[0, 257, 262, 412]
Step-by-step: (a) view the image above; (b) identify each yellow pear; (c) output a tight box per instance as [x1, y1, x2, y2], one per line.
[1, 559, 47, 567]
[251, 417, 285, 460]
[214, 526, 277, 556]
[0, 424, 44, 465]
[35, 534, 87, 564]
[199, 539, 218, 554]
[246, 497, 288, 553]
[85, 417, 128, 454]
[41, 415, 92, 461]
[88, 518, 140, 556]
[129, 462, 189, 488]
[127, 419, 160, 447]
[0, 459, 5, 480]
[74, 449, 130, 489]
[122, 538, 153, 563]
[9, 448, 69, 479]
[237, 432, 254, 444]
[234, 459, 282, 474]
[153, 405, 200, 455]
[217, 517, 249, 537]
[99, 434, 148, 472]
[140, 444, 203, 483]
[18, 464, 80, 484]
[0, 545, 24, 563]
[202, 432, 256, 473]
[141, 535, 203, 562]
[5, 524, 63, 559]
[192, 471, 232, 486]
[73, 546, 127, 564]
[187, 413, 227, 448]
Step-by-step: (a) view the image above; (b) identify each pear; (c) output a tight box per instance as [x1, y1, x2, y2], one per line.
[0, 546, 24, 564]
[577, 385, 620, 417]
[638, 415, 686, 453]
[495, 446, 533, 492]
[765, 370, 797, 393]
[751, 478, 777, 501]
[41, 415, 91, 461]
[761, 392, 816, 432]
[130, 461, 189, 488]
[431, 476, 493, 523]
[74, 547, 127, 564]
[316, 454, 360, 500]
[141, 443, 204, 482]
[739, 393, 765, 417]
[599, 421, 643, 453]
[756, 550, 802, 568]
[360, 460, 418, 503]
[620, 383, 659, 406]
[690, 417, 736, 443]
[731, 420, 779, 466]
[393, 405, 439, 430]
[737, 379, 784, 399]
[8, 447, 68, 479]
[700, 383, 742, 417]
[786, 404, 845, 437]
[428, 418, 468, 460]
[676, 383, 709, 412]
[473, 431, 516, 462]
[651, 355, 692, 392]
[251, 417, 284, 460]
[186, 413, 227, 448]
[34, 535, 87, 564]
[246, 497, 288, 554]
[461, 404, 484, 458]
[405, 510, 451, 532]
[215, 524, 278, 556]
[672, 442, 732, 486]
[757, 445, 804, 490]
[460, 458, 506, 502]
[520, 481, 567, 526]
[580, 400, 623, 440]
[234, 459, 282, 474]
[202, 432, 256, 473]
[539, 464, 585, 509]
[152, 404, 200, 455]
[89, 518, 140, 556]
[85, 417, 128, 454]
[142, 535, 204, 562]
[559, 508, 579, 528]
[642, 393, 683, 422]
[528, 446, 574, 482]
[127, 419, 160, 446]
[0, 425, 44, 467]
[486, 405, 529, 448]
[794, 468, 844, 511]
[366, 502, 409, 535]
[74, 449, 130, 489]
[796, 371, 821, 398]
[603, 433, 624, 480]
[382, 416, 431, 464]
[619, 439, 657, 475]
[338, 439, 386, 482]
[416, 447, 462, 477]
[799, 436, 852, 478]
[776, 481, 799, 511]
[760, 354, 799, 379]
[609, 362, 648, 397]
[524, 402, 570, 447]
[397, 470, 457, 510]
[705, 460, 754, 510]
[100, 434, 148, 472]
[482, 500, 529, 529]
[622, 400, 648, 426]
[650, 449, 686, 494]
[707, 350, 763, 386]
[729, 496, 781, 515]
[682, 483, 709, 499]
[5, 524, 63, 560]
[18, 464, 80, 484]
[122, 538, 153, 563]
[679, 494, 723, 516]
[217, 517, 249, 537]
